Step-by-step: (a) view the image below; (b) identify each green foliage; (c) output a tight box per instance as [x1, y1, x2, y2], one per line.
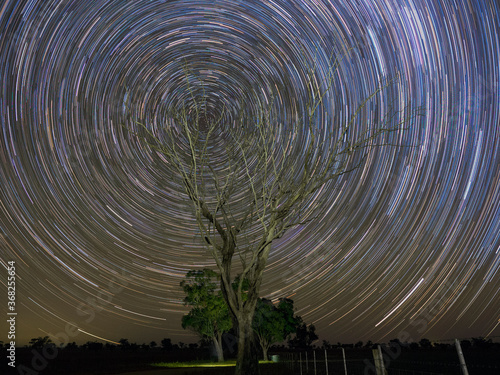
[287, 321, 318, 350]
[181, 269, 218, 305]
[253, 298, 299, 344]
[253, 298, 301, 359]
[180, 269, 232, 340]
[232, 274, 250, 303]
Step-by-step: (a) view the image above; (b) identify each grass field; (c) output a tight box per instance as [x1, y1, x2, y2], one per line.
[147, 360, 288, 375]
[152, 359, 274, 368]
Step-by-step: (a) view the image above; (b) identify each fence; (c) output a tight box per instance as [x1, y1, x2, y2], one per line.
[270, 340, 499, 375]
[277, 349, 367, 375]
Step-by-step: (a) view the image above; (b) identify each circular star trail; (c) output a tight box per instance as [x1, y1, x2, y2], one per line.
[1, 0, 499, 346]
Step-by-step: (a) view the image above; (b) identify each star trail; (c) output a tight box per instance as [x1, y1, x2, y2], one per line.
[1, 0, 499, 347]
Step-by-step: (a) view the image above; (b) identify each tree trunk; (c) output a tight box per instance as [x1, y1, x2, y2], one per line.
[262, 345, 269, 362]
[213, 335, 224, 362]
[235, 314, 260, 375]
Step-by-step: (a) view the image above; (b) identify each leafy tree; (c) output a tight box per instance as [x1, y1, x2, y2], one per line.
[288, 321, 318, 350]
[252, 298, 300, 360]
[150, 341, 157, 348]
[127, 53, 423, 374]
[181, 269, 232, 362]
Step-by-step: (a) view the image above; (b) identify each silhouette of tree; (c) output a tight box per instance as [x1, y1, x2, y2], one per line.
[471, 337, 492, 350]
[419, 338, 432, 349]
[288, 322, 318, 350]
[321, 340, 332, 350]
[118, 338, 131, 350]
[29, 336, 53, 349]
[161, 338, 173, 351]
[84, 341, 103, 351]
[460, 339, 472, 350]
[409, 342, 419, 350]
[104, 342, 117, 350]
[65, 342, 78, 350]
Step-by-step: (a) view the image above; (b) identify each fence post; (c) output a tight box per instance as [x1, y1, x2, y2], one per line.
[378, 345, 388, 375]
[325, 349, 329, 375]
[300, 352, 303, 375]
[313, 350, 317, 375]
[373, 345, 388, 375]
[341, 347, 348, 375]
[306, 351, 309, 373]
[455, 339, 470, 375]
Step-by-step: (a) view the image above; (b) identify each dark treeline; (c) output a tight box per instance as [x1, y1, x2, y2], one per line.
[5, 334, 498, 352]
[4, 335, 499, 375]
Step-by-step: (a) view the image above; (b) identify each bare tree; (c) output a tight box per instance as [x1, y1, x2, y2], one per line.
[125, 53, 424, 374]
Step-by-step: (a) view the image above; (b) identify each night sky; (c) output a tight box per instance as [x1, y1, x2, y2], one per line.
[1, 0, 500, 348]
